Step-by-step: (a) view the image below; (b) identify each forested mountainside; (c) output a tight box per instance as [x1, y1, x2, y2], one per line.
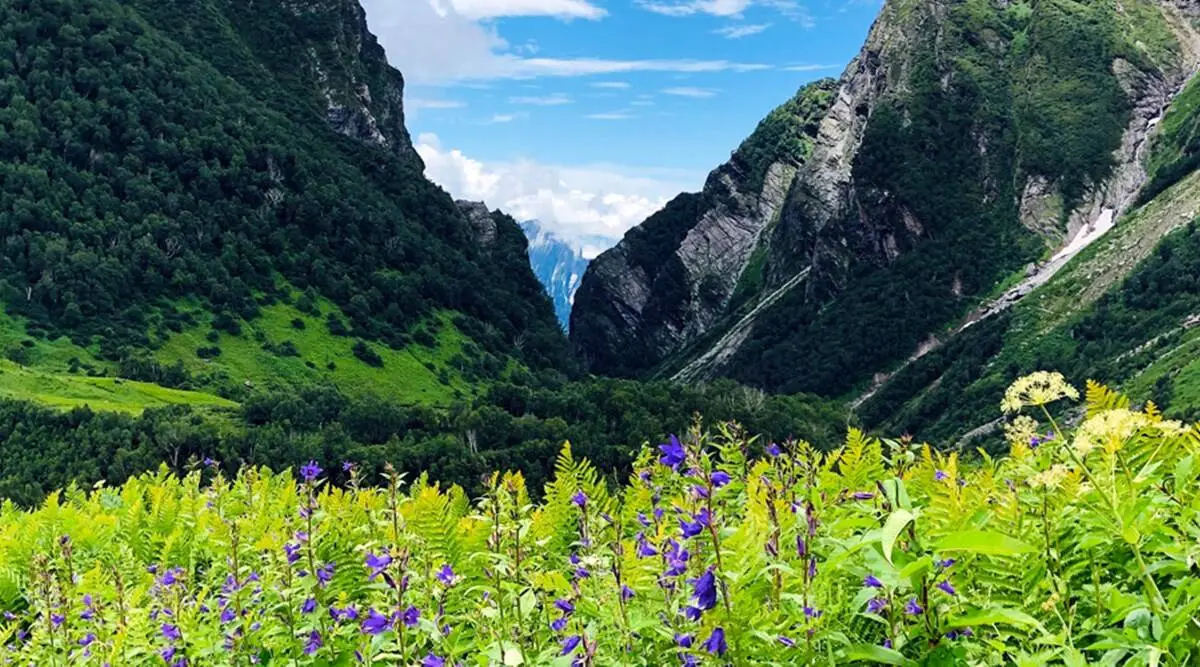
[519, 220, 590, 329]
[0, 0, 572, 407]
[0, 0, 849, 503]
[572, 0, 1200, 439]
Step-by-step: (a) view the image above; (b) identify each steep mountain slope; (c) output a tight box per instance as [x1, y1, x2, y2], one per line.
[572, 0, 1200, 420]
[519, 220, 590, 329]
[571, 79, 837, 374]
[0, 0, 571, 406]
[859, 69, 1200, 441]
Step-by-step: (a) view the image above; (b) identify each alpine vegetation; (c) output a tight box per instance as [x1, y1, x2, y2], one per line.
[2, 373, 1198, 665]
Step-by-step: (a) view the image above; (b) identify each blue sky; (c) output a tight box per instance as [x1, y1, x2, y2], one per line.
[361, 0, 881, 254]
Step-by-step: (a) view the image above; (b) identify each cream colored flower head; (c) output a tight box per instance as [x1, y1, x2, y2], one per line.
[1001, 372, 1080, 414]
[1073, 408, 1150, 457]
[1028, 464, 1072, 490]
[1005, 415, 1039, 447]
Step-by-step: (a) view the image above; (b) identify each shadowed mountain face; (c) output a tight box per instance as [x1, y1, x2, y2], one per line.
[520, 221, 590, 330]
[0, 0, 574, 392]
[571, 0, 1200, 435]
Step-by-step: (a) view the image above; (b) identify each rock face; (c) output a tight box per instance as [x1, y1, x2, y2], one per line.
[570, 80, 838, 375]
[571, 0, 1200, 396]
[282, 0, 419, 163]
[520, 221, 590, 329]
[457, 200, 499, 248]
[285, 0, 422, 163]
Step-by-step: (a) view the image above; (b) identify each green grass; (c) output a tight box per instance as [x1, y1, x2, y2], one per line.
[1147, 73, 1200, 180]
[154, 296, 471, 405]
[1015, 169, 1200, 336]
[0, 307, 106, 374]
[0, 359, 237, 414]
[1117, 0, 1181, 71]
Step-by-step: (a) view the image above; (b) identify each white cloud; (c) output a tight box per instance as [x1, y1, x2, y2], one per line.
[713, 23, 771, 38]
[591, 81, 632, 89]
[662, 86, 717, 98]
[488, 113, 523, 123]
[406, 97, 467, 110]
[637, 0, 811, 25]
[361, 0, 769, 83]
[509, 94, 573, 105]
[639, 0, 752, 17]
[586, 110, 636, 120]
[784, 63, 839, 72]
[434, 0, 606, 20]
[415, 133, 701, 250]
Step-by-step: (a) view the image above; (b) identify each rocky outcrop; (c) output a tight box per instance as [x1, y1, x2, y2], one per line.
[283, 0, 419, 164]
[570, 80, 838, 375]
[456, 200, 499, 247]
[572, 0, 1199, 397]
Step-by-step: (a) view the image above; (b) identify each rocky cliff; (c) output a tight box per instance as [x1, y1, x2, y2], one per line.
[570, 80, 837, 375]
[572, 0, 1200, 407]
[130, 0, 420, 164]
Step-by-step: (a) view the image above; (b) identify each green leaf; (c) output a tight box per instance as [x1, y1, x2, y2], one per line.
[881, 509, 915, 564]
[880, 478, 911, 510]
[844, 644, 912, 665]
[898, 555, 932, 582]
[934, 530, 1035, 556]
[946, 607, 1044, 631]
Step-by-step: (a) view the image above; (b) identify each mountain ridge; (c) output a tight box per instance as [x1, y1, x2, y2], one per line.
[0, 0, 574, 408]
[571, 0, 1200, 437]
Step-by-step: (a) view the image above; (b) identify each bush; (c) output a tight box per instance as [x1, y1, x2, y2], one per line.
[0, 373, 1195, 664]
[351, 340, 383, 367]
[196, 345, 222, 359]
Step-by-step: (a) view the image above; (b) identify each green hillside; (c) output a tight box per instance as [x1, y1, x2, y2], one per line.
[0, 0, 571, 400]
[860, 168, 1200, 441]
[0, 359, 236, 413]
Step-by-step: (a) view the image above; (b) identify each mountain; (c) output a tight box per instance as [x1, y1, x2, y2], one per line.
[519, 221, 590, 329]
[0, 0, 572, 407]
[572, 0, 1200, 438]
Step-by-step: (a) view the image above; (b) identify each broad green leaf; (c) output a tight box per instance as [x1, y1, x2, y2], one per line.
[843, 644, 912, 665]
[898, 555, 931, 582]
[947, 607, 1044, 632]
[934, 530, 1035, 556]
[881, 509, 914, 564]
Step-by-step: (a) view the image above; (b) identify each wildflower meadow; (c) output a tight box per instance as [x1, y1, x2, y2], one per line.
[1, 373, 1198, 665]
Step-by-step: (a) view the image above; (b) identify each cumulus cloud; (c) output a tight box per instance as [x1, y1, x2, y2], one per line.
[713, 23, 771, 38]
[415, 133, 701, 251]
[406, 97, 467, 110]
[585, 110, 636, 120]
[509, 93, 573, 105]
[662, 86, 717, 98]
[436, 0, 606, 20]
[638, 0, 811, 25]
[361, 0, 769, 83]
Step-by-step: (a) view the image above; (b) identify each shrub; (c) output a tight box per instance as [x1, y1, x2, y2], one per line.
[0, 373, 1196, 664]
[351, 340, 383, 367]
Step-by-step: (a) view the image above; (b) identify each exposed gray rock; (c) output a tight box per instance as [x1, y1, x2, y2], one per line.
[283, 0, 420, 165]
[570, 80, 838, 374]
[455, 200, 499, 248]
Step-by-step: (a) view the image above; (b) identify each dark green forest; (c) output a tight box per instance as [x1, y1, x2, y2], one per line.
[0, 0, 570, 372]
[0, 377, 845, 506]
[860, 219, 1200, 442]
